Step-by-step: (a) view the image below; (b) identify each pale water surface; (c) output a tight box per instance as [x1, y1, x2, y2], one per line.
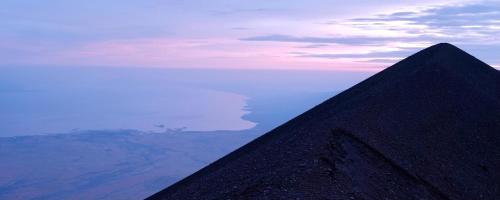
[0, 67, 255, 137]
[0, 66, 373, 199]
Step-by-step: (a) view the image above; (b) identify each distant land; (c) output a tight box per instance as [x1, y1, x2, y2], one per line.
[0, 90, 331, 200]
[1, 68, 367, 199]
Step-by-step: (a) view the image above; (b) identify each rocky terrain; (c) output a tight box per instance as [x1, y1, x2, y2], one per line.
[148, 43, 500, 200]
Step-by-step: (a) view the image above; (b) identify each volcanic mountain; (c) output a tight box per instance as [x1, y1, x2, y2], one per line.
[147, 43, 500, 200]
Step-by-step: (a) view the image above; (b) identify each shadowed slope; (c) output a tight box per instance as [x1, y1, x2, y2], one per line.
[147, 43, 500, 200]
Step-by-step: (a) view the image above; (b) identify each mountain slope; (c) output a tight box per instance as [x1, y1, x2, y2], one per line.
[147, 43, 500, 200]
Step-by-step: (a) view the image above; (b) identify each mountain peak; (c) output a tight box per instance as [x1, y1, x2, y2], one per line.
[147, 44, 500, 200]
[431, 42, 457, 49]
[387, 43, 496, 78]
[423, 42, 466, 58]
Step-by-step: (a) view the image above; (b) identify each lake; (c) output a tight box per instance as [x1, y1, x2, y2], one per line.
[0, 66, 373, 199]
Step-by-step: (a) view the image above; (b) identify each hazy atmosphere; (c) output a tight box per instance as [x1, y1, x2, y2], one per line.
[2, 0, 499, 70]
[1, 1, 499, 199]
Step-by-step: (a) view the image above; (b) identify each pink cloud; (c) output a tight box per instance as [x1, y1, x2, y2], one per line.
[37, 38, 384, 71]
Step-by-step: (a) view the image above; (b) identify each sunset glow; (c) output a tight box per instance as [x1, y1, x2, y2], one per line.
[1, 0, 499, 71]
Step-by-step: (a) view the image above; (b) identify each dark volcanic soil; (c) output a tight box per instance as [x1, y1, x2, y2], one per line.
[147, 43, 500, 200]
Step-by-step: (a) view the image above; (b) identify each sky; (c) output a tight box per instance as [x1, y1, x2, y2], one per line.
[1, 0, 499, 71]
